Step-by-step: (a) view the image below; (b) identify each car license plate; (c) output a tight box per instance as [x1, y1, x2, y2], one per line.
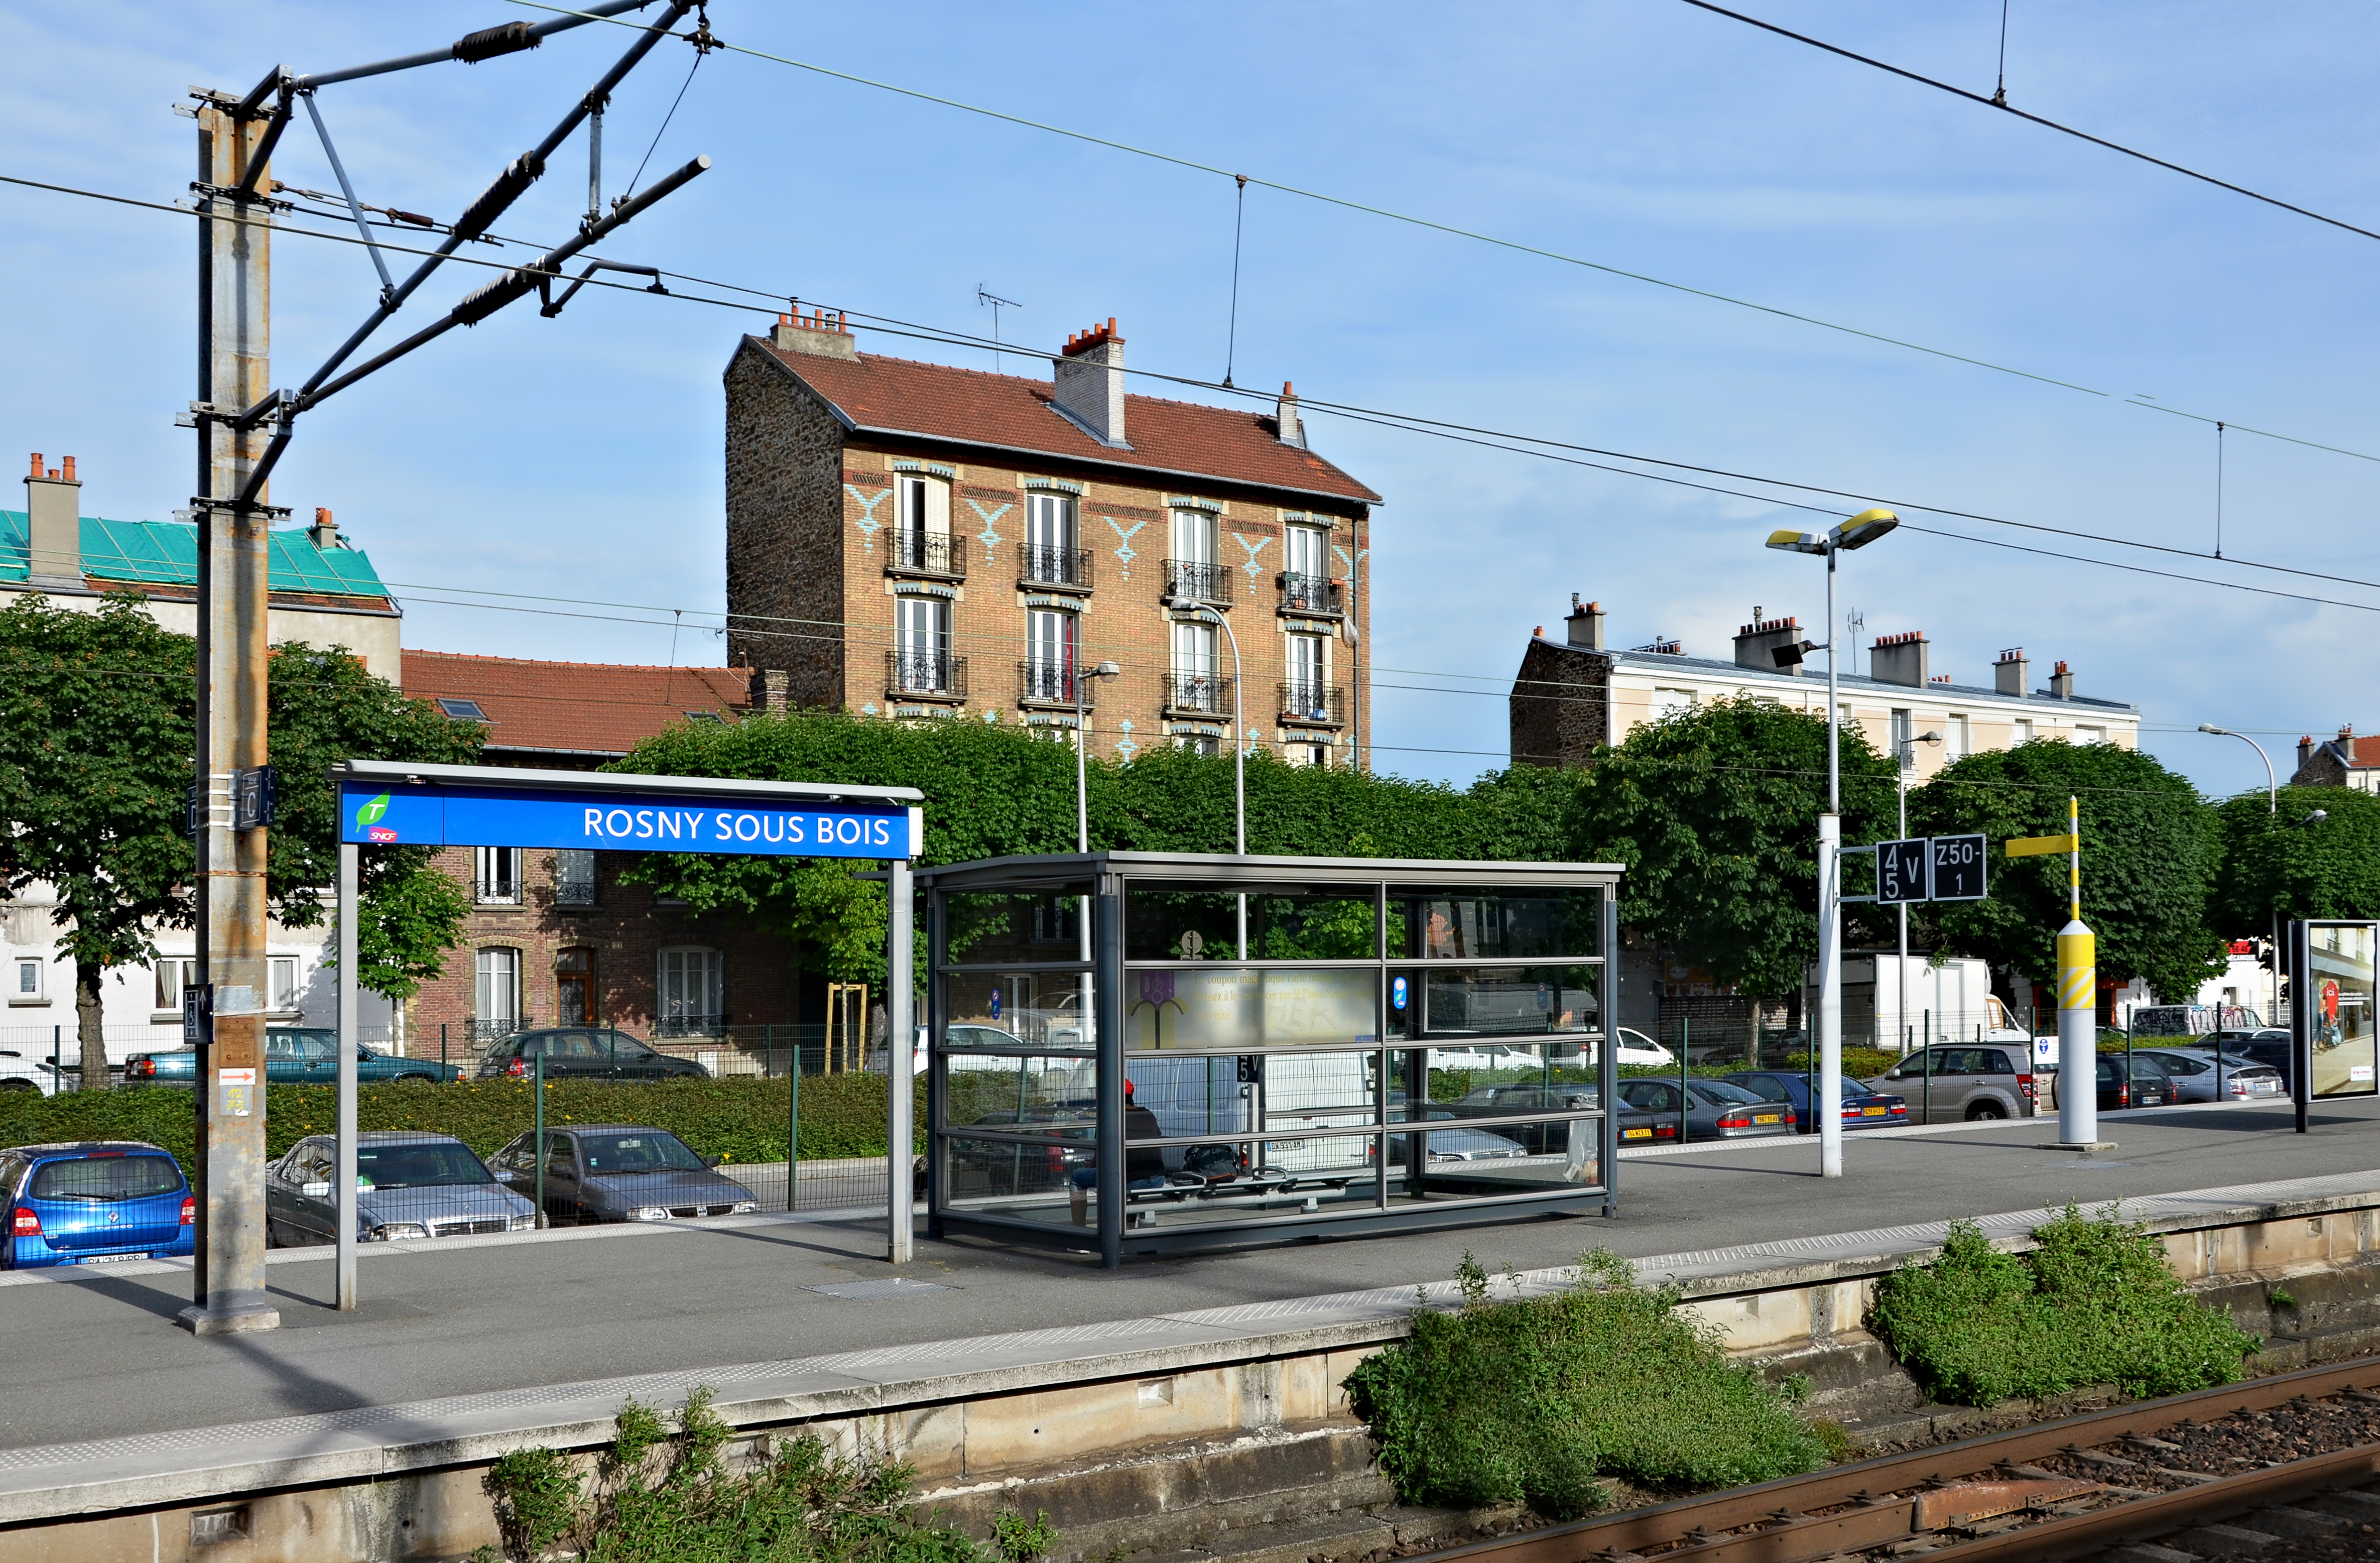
[1753, 1114, 1781, 1124]
[1621, 1127, 1652, 1140]
[1861, 1106, 1888, 1116]
[76, 1251, 149, 1265]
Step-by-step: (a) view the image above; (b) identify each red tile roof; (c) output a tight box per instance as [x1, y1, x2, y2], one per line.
[751, 338, 1383, 506]
[2346, 736, 2380, 768]
[402, 650, 750, 760]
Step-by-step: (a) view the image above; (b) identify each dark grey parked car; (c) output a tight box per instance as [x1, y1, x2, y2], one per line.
[475, 1028, 710, 1083]
[266, 1132, 535, 1246]
[487, 1125, 759, 1225]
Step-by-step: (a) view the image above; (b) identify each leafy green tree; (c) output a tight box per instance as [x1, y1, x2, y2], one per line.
[1909, 740, 2223, 1006]
[613, 709, 1583, 987]
[1564, 697, 1897, 1000]
[2210, 785, 2380, 939]
[265, 643, 484, 999]
[0, 595, 195, 1091]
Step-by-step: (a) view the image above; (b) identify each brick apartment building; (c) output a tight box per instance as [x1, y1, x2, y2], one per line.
[395, 651, 802, 1057]
[723, 312, 1380, 765]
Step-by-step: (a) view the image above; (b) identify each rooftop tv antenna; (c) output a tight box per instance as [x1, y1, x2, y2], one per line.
[977, 283, 1022, 372]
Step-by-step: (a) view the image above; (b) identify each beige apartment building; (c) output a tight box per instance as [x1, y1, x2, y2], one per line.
[1512, 595, 2139, 774]
[724, 312, 1379, 765]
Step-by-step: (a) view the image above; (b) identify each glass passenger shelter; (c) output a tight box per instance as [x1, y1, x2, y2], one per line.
[918, 852, 1623, 1265]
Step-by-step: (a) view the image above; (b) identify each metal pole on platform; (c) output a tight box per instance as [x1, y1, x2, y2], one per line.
[182, 94, 279, 1339]
[887, 856, 914, 1264]
[335, 843, 358, 1309]
[2056, 795, 2100, 1147]
[533, 1051, 546, 1227]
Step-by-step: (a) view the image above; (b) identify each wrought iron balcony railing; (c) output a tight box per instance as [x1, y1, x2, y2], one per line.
[886, 648, 968, 701]
[1278, 571, 1343, 617]
[888, 530, 966, 579]
[1018, 660, 1097, 708]
[472, 879, 522, 905]
[1279, 682, 1346, 726]
[553, 878, 599, 908]
[1162, 558, 1231, 607]
[1162, 672, 1234, 716]
[1018, 543, 1093, 591]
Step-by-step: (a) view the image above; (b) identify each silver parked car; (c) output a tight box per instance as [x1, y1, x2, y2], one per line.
[486, 1125, 759, 1225]
[2133, 1047, 2285, 1104]
[266, 1132, 535, 1246]
[1863, 1044, 2036, 1122]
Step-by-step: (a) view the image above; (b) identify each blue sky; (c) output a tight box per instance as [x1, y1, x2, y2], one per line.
[5, 2, 2378, 796]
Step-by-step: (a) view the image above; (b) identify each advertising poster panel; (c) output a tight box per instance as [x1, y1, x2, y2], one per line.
[2302, 921, 2380, 1099]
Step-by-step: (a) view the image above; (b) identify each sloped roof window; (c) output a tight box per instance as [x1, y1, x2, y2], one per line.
[685, 710, 726, 724]
[435, 697, 489, 722]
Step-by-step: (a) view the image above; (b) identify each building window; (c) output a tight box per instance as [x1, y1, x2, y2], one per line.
[1651, 687, 1697, 720]
[1289, 741, 1331, 769]
[154, 957, 200, 1012]
[269, 956, 299, 1014]
[11, 956, 45, 1006]
[1022, 492, 1083, 587]
[893, 474, 957, 574]
[554, 849, 597, 907]
[1890, 707, 1913, 765]
[1166, 508, 1226, 603]
[474, 947, 521, 1036]
[1168, 619, 1225, 713]
[556, 947, 597, 1028]
[474, 846, 521, 905]
[658, 947, 724, 1037]
[893, 597, 955, 694]
[1023, 609, 1079, 704]
[1285, 630, 1333, 722]
[1945, 713, 1970, 759]
[2075, 725, 2106, 746]
[435, 697, 488, 722]
[2014, 718, 2033, 743]
[1281, 522, 1334, 613]
[1176, 734, 1220, 757]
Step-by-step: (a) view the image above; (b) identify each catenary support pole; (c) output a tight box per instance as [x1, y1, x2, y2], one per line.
[335, 842, 358, 1309]
[887, 855, 914, 1263]
[2057, 794, 2100, 1147]
[182, 97, 279, 1338]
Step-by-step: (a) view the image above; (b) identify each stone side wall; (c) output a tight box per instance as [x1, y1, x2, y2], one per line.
[1509, 639, 1608, 768]
[725, 340, 846, 707]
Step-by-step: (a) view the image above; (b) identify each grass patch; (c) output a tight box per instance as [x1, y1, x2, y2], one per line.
[1868, 1205, 2260, 1406]
[473, 1388, 1033, 1563]
[1343, 1251, 1828, 1519]
[0, 1073, 904, 1178]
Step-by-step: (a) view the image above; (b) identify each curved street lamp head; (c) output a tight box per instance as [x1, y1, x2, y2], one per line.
[2301, 809, 2330, 827]
[1092, 660, 1120, 677]
[1766, 528, 1828, 556]
[1834, 508, 1900, 550]
[2198, 723, 2228, 735]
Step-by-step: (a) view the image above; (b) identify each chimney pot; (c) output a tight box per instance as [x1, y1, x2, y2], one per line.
[770, 305, 859, 360]
[1869, 630, 1929, 687]
[1053, 313, 1127, 445]
[59, 456, 74, 482]
[1733, 614, 1804, 675]
[2049, 661, 2075, 699]
[22, 449, 81, 587]
[1565, 595, 1605, 650]
[26, 453, 39, 479]
[1993, 647, 2029, 697]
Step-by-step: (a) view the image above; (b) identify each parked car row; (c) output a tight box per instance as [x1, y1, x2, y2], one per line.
[118, 1026, 715, 1088]
[4, 1122, 759, 1268]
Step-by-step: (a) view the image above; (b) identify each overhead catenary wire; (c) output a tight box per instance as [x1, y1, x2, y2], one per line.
[1674, 0, 2380, 249]
[8, 174, 2380, 650]
[496, 1, 2380, 470]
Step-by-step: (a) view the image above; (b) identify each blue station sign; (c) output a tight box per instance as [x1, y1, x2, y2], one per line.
[339, 781, 923, 860]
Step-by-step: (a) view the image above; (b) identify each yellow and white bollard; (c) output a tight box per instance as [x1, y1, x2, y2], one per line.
[2056, 915, 2098, 1146]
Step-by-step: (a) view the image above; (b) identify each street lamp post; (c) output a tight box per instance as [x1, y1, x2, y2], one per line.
[1896, 729, 1942, 1055]
[2199, 724, 2279, 1037]
[1174, 597, 1248, 956]
[1767, 509, 1900, 1178]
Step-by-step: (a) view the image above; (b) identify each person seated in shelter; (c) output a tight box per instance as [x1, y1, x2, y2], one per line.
[1070, 1080, 1170, 1191]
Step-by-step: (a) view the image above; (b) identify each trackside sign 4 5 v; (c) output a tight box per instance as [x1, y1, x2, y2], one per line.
[338, 782, 923, 860]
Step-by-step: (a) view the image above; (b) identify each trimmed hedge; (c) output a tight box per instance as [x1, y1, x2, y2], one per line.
[0, 1074, 904, 1178]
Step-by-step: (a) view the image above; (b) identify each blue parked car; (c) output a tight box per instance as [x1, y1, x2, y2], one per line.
[1722, 1071, 1910, 1133]
[2, 1141, 193, 1269]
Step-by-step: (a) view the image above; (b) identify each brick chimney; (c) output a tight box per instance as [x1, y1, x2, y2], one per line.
[2049, 660, 2074, 699]
[309, 506, 342, 550]
[23, 452, 81, 589]
[750, 668, 791, 713]
[1993, 647, 2028, 697]
[2300, 735, 2316, 770]
[1733, 611, 1804, 676]
[1869, 631, 1928, 688]
[1276, 381, 1303, 448]
[1565, 593, 1604, 650]
[771, 307, 857, 361]
[1053, 317, 1128, 447]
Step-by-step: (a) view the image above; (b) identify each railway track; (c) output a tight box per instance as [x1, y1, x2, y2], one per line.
[1400, 1358, 2380, 1563]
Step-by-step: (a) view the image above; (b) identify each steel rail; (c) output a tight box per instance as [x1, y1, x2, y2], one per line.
[1397, 1356, 2380, 1563]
